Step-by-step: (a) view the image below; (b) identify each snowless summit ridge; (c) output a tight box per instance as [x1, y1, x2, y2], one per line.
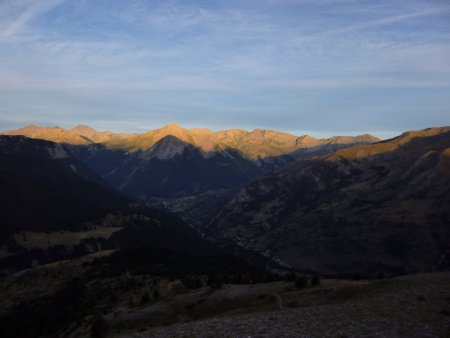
[1, 123, 381, 159]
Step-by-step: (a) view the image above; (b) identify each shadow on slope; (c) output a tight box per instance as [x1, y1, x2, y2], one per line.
[207, 127, 450, 276]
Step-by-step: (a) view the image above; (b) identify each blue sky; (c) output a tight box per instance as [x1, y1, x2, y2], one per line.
[0, 0, 449, 138]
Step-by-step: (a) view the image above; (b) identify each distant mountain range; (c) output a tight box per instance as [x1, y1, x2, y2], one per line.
[1, 123, 379, 159]
[1, 123, 379, 199]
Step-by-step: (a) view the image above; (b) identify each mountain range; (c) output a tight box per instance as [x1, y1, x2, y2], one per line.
[1, 123, 379, 159]
[1, 124, 379, 200]
[1, 124, 449, 277]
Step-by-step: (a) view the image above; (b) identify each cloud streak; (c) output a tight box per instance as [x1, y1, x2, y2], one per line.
[0, 0, 65, 42]
[291, 5, 450, 44]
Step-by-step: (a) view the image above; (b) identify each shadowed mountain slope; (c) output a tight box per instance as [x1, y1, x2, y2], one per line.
[69, 135, 262, 199]
[0, 136, 128, 235]
[207, 127, 450, 276]
[0, 136, 232, 272]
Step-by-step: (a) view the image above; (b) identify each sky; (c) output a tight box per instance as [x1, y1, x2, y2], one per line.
[0, 0, 449, 139]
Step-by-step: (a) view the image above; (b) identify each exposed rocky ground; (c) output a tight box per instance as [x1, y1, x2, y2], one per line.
[2, 250, 448, 337]
[127, 273, 450, 338]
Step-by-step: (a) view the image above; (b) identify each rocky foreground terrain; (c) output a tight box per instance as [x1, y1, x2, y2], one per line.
[1, 251, 449, 337]
[129, 273, 450, 337]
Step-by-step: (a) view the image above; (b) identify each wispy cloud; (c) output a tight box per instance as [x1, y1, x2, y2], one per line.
[0, 0, 65, 42]
[290, 5, 450, 44]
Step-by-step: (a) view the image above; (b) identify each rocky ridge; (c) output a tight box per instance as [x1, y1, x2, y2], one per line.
[1, 122, 380, 160]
